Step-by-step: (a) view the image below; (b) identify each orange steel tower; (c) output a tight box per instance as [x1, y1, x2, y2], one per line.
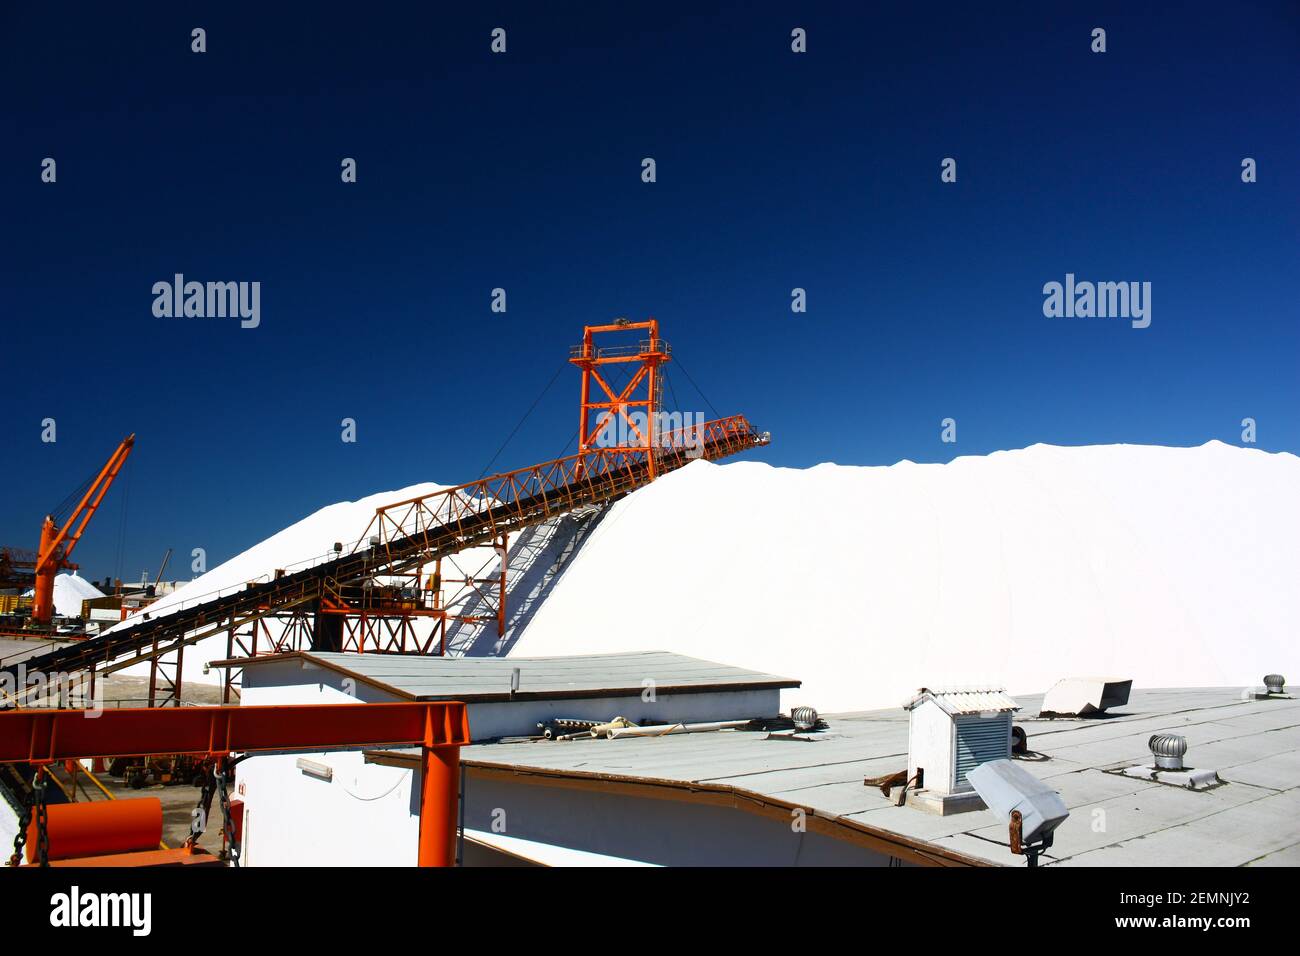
[569, 318, 670, 479]
[32, 435, 135, 624]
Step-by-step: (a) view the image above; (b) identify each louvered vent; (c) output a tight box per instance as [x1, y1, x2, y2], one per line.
[954, 714, 1012, 791]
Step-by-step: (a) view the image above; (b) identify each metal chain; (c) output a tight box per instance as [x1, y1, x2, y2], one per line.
[215, 763, 240, 868]
[7, 789, 32, 867]
[34, 776, 49, 867]
[187, 765, 216, 850]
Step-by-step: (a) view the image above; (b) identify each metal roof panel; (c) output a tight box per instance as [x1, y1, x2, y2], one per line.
[903, 687, 1021, 715]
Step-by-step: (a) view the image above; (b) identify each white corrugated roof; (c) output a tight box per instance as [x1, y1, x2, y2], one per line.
[903, 687, 1020, 716]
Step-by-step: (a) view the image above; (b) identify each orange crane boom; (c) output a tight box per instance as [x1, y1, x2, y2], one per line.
[32, 434, 135, 624]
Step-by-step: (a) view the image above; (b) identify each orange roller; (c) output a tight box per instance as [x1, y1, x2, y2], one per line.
[27, 798, 162, 863]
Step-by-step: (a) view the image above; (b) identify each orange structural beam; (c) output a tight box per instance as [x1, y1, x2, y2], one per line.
[0, 702, 471, 867]
[568, 318, 670, 480]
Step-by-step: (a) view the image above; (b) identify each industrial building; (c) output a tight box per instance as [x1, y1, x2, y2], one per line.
[215, 651, 1298, 867]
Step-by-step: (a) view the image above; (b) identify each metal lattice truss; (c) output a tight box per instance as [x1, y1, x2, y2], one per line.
[4, 414, 768, 707]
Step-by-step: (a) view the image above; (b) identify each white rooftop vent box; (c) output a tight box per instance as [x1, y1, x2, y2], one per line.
[903, 688, 1020, 815]
[1039, 677, 1132, 718]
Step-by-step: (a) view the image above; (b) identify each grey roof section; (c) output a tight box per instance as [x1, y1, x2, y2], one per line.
[455, 687, 1300, 867]
[254, 650, 799, 702]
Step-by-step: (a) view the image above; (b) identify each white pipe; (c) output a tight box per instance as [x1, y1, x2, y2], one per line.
[608, 720, 752, 739]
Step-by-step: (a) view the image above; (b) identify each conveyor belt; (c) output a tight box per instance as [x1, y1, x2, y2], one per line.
[2, 416, 765, 699]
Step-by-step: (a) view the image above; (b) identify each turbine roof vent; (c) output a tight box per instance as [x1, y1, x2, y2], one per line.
[1148, 733, 1187, 770]
[1112, 732, 1221, 790]
[791, 706, 819, 731]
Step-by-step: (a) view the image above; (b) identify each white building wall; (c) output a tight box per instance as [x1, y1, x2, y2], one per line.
[237, 748, 420, 867]
[238, 660, 403, 706]
[238, 749, 899, 867]
[0, 799, 17, 853]
[907, 701, 956, 794]
[463, 774, 902, 867]
[235, 672, 419, 866]
[465, 689, 779, 740]
[238, 658, 782, 740]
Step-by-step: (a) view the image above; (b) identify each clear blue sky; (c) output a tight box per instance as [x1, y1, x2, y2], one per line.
[2, 1, 1297, 584]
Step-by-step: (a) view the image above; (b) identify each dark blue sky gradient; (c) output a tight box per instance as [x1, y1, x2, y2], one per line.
[3, 2, 1297, 583]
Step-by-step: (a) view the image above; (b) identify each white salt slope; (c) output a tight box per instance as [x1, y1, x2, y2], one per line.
[510, 442, 1300, 713]
[107, 442, 1300, 710]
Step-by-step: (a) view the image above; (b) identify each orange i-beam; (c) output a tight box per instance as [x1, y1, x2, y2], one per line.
[569, 319, 670, 480]
[0, 702, 470, 867]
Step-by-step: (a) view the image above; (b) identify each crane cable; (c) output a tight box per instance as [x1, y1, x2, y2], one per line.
[48, 434, 131, 523]
[49, 468, 98, 525]
[475, 362, 569, 481]
[111, 458, 132, 589]
[670, 355, 722, 421]
[664, 369, 682, 417]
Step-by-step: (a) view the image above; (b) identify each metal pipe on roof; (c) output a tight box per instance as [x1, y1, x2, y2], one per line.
[607, 719, 752, 739]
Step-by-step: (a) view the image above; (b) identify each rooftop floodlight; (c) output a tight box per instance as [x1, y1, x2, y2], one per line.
[966, 759, 1069, 868]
